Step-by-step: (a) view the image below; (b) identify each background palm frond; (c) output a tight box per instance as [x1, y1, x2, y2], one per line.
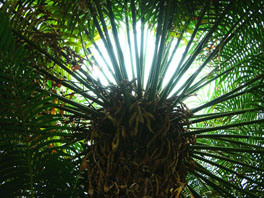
[0, 12, 81, 197]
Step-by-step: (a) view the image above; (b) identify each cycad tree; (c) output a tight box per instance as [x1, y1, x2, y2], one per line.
[1, 0, 264, 197]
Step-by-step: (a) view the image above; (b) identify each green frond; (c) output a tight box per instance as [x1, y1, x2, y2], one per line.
[0, 12, 81, 197]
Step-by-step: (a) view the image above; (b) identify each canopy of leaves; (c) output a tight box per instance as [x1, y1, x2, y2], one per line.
[0, 0, 264, 197]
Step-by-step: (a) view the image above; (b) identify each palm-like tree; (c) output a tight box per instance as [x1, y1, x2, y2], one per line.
[1, 0, 264, 197]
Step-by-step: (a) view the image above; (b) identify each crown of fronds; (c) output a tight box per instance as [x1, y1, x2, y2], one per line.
[1, 0, 264, 197]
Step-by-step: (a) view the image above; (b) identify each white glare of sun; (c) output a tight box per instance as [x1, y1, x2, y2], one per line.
[89, 21, 214, 107]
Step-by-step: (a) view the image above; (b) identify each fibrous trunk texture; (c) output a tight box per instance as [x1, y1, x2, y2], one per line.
[82, 85, 195, 197]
